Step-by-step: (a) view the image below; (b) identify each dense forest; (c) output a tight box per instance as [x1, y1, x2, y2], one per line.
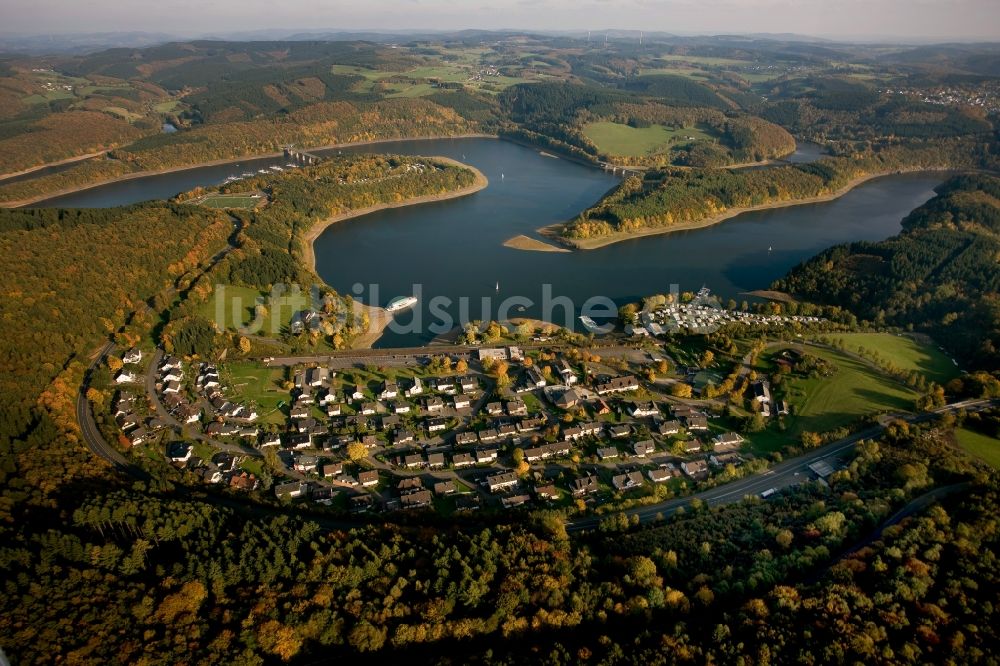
[776, 174, 1000, 371]
[3, 411, 997, 663]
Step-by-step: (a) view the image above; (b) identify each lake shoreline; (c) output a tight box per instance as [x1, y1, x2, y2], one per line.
[0, 150, 109, 184]
[3, 132, 497, 208]
[301, 157, 489, 348]
[537, 168, 959, 251]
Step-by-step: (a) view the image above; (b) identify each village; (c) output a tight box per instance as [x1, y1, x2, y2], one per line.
[103, 328, 798, 516]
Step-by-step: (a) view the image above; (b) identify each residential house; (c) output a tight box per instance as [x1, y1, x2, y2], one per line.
[485, 402, 503, 416]
[360, 402, 378, 416]
[558, 359, 578, 385]
[455, 432, 478, 446]
[307, 367, 330, 387]
[166, 442, 191, 462]
[350, 385, 366, 400]
[629, 401, 659, 418]
[502, 494, 531, 509]
[595, 375, 639, 395]
[327, 403, 344, 417]
[403, 453, 425, 469]
[752, 380, 772, 404]
[452, 452, 475, 468]
[475, 448, 498, 464]
[426, 417, 448, 433]
[284, 433, 312, 450]
[259, 432, 281, 448]
[453, 395, 471, 410]
[612, 470, 645, 491]
[477, 348, 508, 362]
[681, 460, 709, 479]
[457, 376, 476, 392]
[425, 396, 445, 413]
[401, 490, 433, 509]
[128, 428, 150, 446]
[553, 388, 585, 410]
[535, 485, 559, 500]
[391, 400, 411, 415]
[570, 475, 600, 496]
[685, 415, 709, 431]
[379, 381, 398, 400]
[274, 481, 307, 499]
[293, 455, 318, 473]
[115, 370, 139, 384]
[122, 348, 142, 364]
[658, 420, 681, 436]
[609, 424, 631, 439]
[434, 480, 456, 496]
[427, 452, 446, 469]
[508, 346, 524, 362]
[597, 447, 620, 460]
[632, 440, 656, 457]
[359, 470, 379, 487]
[525, 366, 547, 389]
[648, 467, 679, 483]
[321, 463, 343, 478]
[478, 428, 499, 443]
[506, 399, 527, 417]
[713, 432, 744, 449]
[405, 377, 423, 397]
[486, 471, 518, 493]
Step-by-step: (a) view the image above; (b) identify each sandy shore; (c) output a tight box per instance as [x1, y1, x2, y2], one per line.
[502, 234, 570, 253]
[2, 133, 497, 208]
[0, 150, 108, 183]
[540, 168, 955, 251]
[301, 157, 488, 348]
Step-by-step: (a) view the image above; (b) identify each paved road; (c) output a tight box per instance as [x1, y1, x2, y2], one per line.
[566, 397, 994, 532]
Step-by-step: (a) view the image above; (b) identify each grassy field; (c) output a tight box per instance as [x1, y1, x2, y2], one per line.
[221, 362, 288, 425]
[819, 333, 959, 384]
[199, 285, 312, 336]
[638, 67, 713, 80]
[582, 121, 715, 157]
[956, 428, 1000, 468]
[770, 346, 918, 437]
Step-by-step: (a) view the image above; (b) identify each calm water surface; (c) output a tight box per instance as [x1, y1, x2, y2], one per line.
[27, 137, 942, 346]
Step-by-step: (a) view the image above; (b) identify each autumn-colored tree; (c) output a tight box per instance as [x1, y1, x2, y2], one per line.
[455, 358, 468, 373]
[347, 442, 368, 462]
[106, 356, 123, 372]
[671, 383, 693, 398]
[238, 336, 251, 354]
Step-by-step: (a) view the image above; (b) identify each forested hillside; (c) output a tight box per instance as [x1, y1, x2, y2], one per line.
[776, 174, 1000, 371]
[0, 203, 230, 506]
[562, 137, 995, 242]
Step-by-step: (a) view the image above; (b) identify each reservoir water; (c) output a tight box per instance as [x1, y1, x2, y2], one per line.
[27, 137, 944, 346]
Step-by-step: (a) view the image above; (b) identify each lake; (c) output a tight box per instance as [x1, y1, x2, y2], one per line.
[27, 137, 943, 346]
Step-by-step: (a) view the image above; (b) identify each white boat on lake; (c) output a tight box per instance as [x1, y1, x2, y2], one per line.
[386, 296, 418, 313]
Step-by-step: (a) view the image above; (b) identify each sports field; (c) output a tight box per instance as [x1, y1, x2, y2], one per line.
[819, 333, 959, 384]
[198, 193, 261, 209]
[583, 121, 715, 157]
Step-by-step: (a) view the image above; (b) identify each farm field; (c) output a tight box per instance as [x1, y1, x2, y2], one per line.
[818, 332, 959, 384]
[583, 121, 716, 157]
[956, 428, 1000, 468]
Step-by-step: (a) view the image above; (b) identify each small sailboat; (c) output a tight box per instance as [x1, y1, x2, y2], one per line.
[768, 245, 773, 252]
[501, 173, 505, 180]
[495, 281, 499, 293]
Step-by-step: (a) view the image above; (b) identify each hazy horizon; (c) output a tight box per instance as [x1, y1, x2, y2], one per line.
[1, 0, 999, 43]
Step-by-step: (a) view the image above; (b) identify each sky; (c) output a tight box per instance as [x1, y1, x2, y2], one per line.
[1, 0, 999, 42]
